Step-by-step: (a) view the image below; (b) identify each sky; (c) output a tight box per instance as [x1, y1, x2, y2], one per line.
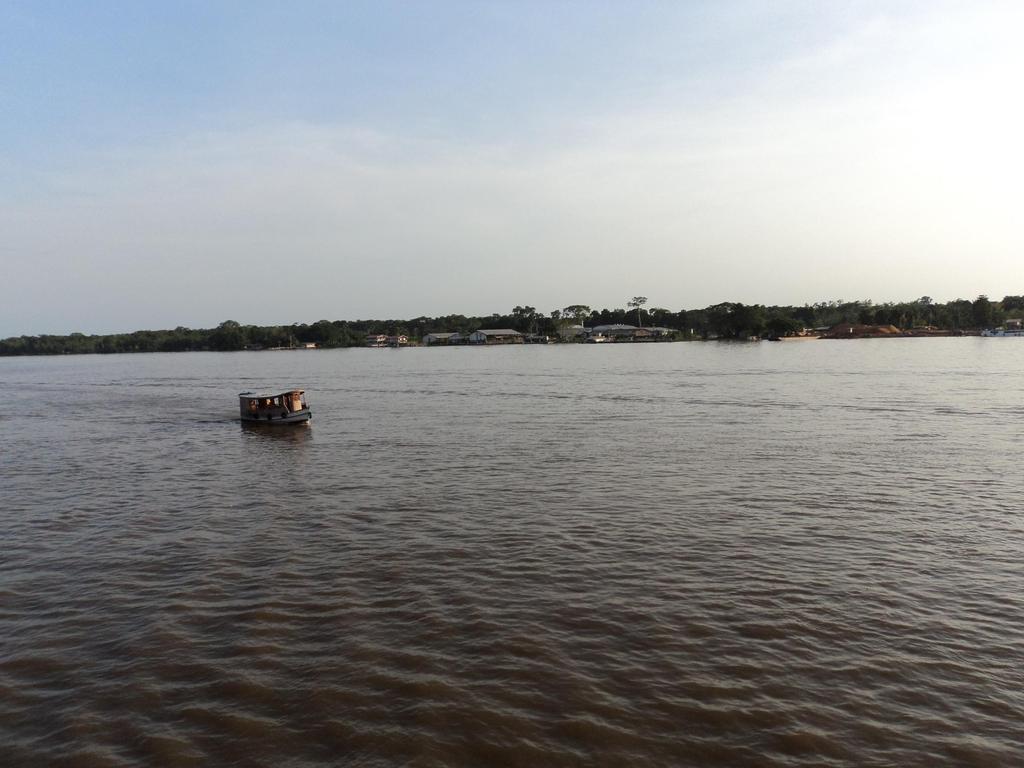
[1, 0, 1021, 336]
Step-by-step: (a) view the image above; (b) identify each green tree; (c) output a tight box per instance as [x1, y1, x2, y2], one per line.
[1001, 295, 1024, 313]
[511, 305, 539, 334]
[972, 295, 996, 328]
[308, 319, 343, 347]
[210, 320, 246, 350]
[562, 304, 591, 327]
[628, 296, 648, 327]
[731, 303, 766, 338]
[947, 299, 973, 329]
[765, 311, 801, 338]
[648, 307, 672, 326]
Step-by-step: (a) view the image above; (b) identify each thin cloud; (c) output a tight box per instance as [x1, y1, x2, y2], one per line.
[2, 2, 1021, 335]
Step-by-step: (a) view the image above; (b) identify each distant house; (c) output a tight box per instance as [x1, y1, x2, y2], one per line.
[469, 329, 524, 344]
[581, 324, 674, 342]
[388, 335, 409, 347]
[590, 324, 638, 338]
[645, 327, 676, 339]
[423, 332, 457, 345]
[588, 324, 649, 340]
[1007, 318, 1022, 330]
[558, 324, 586, 340]
[365, 333, 388, 347]
[448, 332, 469, 345]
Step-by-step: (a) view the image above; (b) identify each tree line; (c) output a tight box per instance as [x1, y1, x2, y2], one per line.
[2, 294, 1021, 356]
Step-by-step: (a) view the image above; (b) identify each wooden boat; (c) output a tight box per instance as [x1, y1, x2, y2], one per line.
[239, 389, 311, 424]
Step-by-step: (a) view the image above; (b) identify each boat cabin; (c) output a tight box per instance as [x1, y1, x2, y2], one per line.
[239, 389, 311, 424]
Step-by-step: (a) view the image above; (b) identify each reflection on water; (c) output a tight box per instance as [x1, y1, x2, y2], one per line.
[241, 421, 313, 444]
[2, 341, 1024, 767]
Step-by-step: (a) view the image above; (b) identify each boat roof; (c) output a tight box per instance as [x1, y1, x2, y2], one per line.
[239, 389, 305, 399]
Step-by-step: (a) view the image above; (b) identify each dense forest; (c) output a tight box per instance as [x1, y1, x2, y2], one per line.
[2, 295, 1021, 356]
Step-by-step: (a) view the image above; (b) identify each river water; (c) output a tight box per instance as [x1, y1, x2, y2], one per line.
[2, 339, 1023, 767]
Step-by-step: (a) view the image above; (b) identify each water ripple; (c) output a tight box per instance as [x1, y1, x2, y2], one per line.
[2, 342, 1024, 766]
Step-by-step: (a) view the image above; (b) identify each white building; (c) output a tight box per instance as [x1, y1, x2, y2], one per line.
[423, 333, 456, 345]
[468, 329, 524, 344]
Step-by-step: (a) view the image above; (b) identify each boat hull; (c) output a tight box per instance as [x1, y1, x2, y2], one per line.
[240, 409, 312, 424]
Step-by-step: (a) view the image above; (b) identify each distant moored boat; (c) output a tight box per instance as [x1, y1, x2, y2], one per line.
[239, 389, 311, 424]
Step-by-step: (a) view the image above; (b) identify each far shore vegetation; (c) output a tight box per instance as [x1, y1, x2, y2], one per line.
[2, 294, 1021, 356]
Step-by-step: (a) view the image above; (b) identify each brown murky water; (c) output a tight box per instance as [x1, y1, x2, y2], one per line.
[2, 340, 1023, 766]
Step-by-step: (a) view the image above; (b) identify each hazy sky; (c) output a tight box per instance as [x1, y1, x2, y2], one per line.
[2, 1, 1021, 336]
